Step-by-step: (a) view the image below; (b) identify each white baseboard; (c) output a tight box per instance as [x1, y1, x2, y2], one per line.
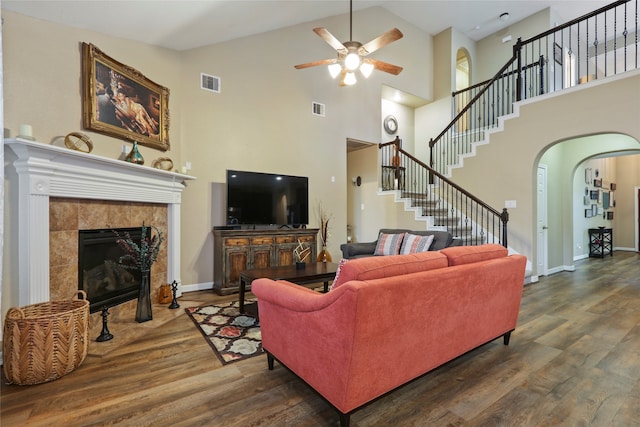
[181, 281, 214, 294]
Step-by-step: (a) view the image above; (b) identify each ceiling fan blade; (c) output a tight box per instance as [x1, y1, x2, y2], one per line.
[365, 58, 403, 75]
[358, 28, 403, 56]
[313, 27, 348, 54]
[339, 69, 348, 86]
[294, 58, 337, 70]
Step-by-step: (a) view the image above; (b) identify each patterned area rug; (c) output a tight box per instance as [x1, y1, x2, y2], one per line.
[185, 300, 262, 365]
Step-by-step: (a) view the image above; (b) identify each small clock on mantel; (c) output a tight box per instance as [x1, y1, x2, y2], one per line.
[383, 115, 398, 135]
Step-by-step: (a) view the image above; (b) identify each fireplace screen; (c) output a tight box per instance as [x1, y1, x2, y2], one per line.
[78, 227, 150, 313]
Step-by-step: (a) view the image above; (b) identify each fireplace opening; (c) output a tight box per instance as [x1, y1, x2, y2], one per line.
[78, 227, 150, 313]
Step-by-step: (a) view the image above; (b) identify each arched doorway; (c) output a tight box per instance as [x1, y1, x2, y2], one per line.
[536, 134, 640, 278]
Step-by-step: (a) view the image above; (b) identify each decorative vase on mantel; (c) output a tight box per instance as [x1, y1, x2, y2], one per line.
[317, 246, 332, 263]
[136, 272, 153, 323]
[125, 141, 144, 165]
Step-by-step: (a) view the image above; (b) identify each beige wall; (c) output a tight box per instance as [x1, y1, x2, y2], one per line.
[2, 6, 435, 310]
[476, 8, 552, 81]
[614, 154, 640, 249]
[2, 12, 184, 163]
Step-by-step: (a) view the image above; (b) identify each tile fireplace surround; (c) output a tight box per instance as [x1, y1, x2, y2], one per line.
[5, 138, 195, 339]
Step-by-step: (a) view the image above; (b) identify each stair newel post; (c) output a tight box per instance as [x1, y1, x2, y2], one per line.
[501, 208, 510, 248]
[392, 136, 402, 190]
[538, 55, 545, 95]
[428, 138, 435, 184]
[513, 37, 524, 101]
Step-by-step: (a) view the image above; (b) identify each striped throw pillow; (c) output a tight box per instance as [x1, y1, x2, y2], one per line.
[399, 233, 434, 254]
[374, 232, 406, 256]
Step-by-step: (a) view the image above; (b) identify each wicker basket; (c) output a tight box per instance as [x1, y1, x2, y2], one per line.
[3, 291, 89, 385]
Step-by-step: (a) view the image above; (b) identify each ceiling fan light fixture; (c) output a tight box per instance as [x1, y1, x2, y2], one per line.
[293, 0, 403, 87]
[344, 52, 360, 71]
[344, 72, 357, 85]
[360, 62, 374, 78]
[328, 63, 342, 78]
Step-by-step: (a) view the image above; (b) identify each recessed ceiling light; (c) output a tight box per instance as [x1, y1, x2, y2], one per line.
[500, 12, 510, 22]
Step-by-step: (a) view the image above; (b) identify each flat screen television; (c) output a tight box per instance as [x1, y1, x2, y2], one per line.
[226, 170, 309, 227]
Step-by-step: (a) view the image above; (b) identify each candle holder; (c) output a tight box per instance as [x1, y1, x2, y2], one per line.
[169, 280, 180, 309]
[96, 306, 114, 342]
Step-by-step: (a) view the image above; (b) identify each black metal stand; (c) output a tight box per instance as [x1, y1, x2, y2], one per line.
[96, 306, 114, 342]
[169, 280, 180, 309]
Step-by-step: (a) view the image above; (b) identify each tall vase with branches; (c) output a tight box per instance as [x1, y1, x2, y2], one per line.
[316, 204, 332, 263]
[114, 224, 164, 322]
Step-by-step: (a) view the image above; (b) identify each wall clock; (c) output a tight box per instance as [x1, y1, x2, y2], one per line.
[383, 115, 398, 134]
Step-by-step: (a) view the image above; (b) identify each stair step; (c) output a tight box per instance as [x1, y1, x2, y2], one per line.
[457, 236, 487, 246]
[421, 208, 449, 216]
[432, 216, 460, 226]
[447, 226, 474, 235]
[401, 191, 428, 199]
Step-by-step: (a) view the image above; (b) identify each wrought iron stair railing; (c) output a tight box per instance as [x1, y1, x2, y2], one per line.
[380, 137, 509, 247]
[431, 0, 638, 176]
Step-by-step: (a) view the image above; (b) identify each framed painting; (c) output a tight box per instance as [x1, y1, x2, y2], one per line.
[554, 42, 563, 65]
[82, 43, 169, 151]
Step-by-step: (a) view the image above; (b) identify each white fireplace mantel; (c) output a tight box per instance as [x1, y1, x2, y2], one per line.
[5, 138, 196, 305]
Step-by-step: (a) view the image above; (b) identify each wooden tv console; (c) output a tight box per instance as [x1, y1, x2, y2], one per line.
[212, 228, 318, 295]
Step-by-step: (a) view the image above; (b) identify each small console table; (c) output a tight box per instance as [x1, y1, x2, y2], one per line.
[588, 227, 613, 258]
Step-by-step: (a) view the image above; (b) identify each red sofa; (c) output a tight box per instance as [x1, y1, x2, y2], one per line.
[251, 244, 527, 426]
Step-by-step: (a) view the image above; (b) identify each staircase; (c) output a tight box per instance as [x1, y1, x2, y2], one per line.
[380, 140, 508, 246]
[379, 0, 638, 248]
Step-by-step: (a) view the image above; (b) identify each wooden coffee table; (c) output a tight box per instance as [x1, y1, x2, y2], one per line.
[239, 262, 338, 315]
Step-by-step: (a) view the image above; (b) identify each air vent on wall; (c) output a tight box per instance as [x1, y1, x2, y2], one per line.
[201, 73, 221, 93]
[312, 102, 325, 117]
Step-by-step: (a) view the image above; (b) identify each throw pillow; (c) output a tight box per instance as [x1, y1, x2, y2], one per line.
[374, 232, 405, 256]
[399, 233, 434, 254]
[329, 258, 349, 291]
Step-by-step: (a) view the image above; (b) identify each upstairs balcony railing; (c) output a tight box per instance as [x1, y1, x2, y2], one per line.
[431, 0, 638, 176]
[380, 137, 509, 247]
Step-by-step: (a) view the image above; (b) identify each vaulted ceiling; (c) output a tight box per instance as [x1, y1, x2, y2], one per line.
[3, 1, 611, 51]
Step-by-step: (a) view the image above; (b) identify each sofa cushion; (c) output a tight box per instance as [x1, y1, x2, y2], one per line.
[331, 250, 448, 290]
[373, 232, 406, 256]
[399, 233, 434, 254]
[329, 258, 349, 291]
[379, 229, 454, 251]
[440, 243, 508, 266]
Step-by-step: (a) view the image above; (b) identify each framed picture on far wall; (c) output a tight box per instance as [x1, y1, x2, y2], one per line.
[82, 43, 170, 151]
[585, 168, 593, 184]
[585, 208, 592, 218]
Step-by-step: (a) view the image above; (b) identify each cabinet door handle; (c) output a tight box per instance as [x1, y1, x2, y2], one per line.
[542, 226, 548, 230]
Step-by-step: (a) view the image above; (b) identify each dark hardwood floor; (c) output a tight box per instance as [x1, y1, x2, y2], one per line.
[2, 253, 640, 426]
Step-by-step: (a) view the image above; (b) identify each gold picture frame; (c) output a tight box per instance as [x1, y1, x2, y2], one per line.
[82, 42, 169, 151]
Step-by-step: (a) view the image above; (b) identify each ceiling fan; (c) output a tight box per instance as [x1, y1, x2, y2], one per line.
[294, 0, 403, 86]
